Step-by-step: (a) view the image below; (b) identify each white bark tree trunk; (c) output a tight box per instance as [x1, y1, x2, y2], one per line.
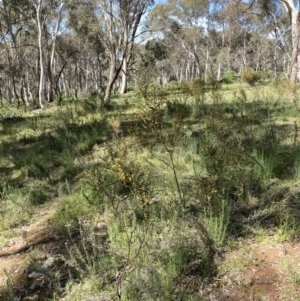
[119, 58, 128, 94]
[279, 0, 300, 82]
[36, 0, 44, 108]
[7, 78, 13, 104]
[49, 2, 65, 102]
[242, 30, 247, 67]
[104, 52, 119, 103]
[217, 24, 225, 80]
[22, 75, 30, 106]
[290, 10, 300, 81]
[101, 0, 152, 104]
[204, 47, 209, 82]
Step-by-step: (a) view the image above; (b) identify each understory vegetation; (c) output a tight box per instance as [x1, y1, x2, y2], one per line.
[1, 79, 300, 300]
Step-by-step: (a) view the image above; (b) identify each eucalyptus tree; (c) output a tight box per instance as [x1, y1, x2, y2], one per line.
[149, 0, 209, 80]
[274, 0, 300, 81]
[33, 0, 71, 107]
[0, 0, 68, 108]
[34, 0, 46, 108]
[95, 0, 154, 103]
[218, 0, 300, 81]
[47, 0, 67, 103]
[134, 38, 169, 86]
[68, 0, 106, 95]
[0, 0, 33, 105]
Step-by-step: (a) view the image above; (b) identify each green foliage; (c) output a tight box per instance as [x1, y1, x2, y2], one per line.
[274, 208, 298, 243]
[241, 68, 261, 86]
[141, 39, 169, 68]
[3, 270, 15, 301]
[127, 85, 135, 92]
[203, 200, 230, 247]
[254, 151, 274, 181]
[195, 107, 260, 212]
[165, 101, 192, 120]
[65, 220, 110, 280]
[0, 185, 32, 232]
[53, 192, 94, 232]
[77, 97, 98, 115]
[177, 78, 207, 105]
[149, 82, 160, 90]
[29, 184, 50, 206]
[123, 266, 169, 300]
[240, 69, 272, 86]
[191, 77, 206, 95]
[81, 138, 156, 224]
[3, 81, 300, 300]
[167, 80, 179, 90]
[222, 70, 237, 84]
[256, 70, 272, 81]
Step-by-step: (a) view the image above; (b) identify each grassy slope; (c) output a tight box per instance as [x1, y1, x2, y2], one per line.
[0, 82, 300, 300]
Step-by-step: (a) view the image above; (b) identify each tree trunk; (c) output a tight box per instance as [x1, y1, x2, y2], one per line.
[22, 75, 30, 106]
[104, 81, 114, 104]
[204, 47, 209, 82]
[290, 10, 300, 82]
[85, 59, 89, 92]
[104, 66, 118, 104]
[179, 66, 183, 83]
[217, 24, 225, 80]
[193, 46, 201, 78]
[242, 30, 247, 68]
[36, 0, 44, 108]
[7, 78, 13, 104]
[119, 59, 128, 94]
[274, 38, 278, 80]
[279, 0, 300, 82]
[48, 2, 65, 102]
[186, 60, 190, 81]
[104, 52, 124, 104]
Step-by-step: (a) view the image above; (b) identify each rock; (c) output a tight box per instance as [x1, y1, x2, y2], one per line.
[28, 271, 44, 278]
[24, 294, 39, 300]
[42, 256, 56, 269]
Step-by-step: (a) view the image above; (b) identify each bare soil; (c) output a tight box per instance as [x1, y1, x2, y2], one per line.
[0, 211, 67, 300]
[214, 238, 300, 301]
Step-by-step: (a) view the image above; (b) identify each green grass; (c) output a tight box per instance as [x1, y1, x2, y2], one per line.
[2, 82, 300, 300]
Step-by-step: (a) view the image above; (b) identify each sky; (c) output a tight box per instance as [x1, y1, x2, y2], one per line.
[155, 0, 168, 4]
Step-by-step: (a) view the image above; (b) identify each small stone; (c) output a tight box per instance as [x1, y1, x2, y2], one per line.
[25, 294, 39, 300]
[28, 271, 44, 278]
[42, 257, 56, 269]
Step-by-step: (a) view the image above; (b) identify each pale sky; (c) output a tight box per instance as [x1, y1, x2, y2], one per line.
[155, 0, 168, 4]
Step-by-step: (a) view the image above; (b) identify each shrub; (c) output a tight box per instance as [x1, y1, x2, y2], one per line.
[241, 68, 261, 86]
[192, 78, 205, 92]
[167, 80, 179, 90]
[256, 70, 272, 81]
[81, 139, 156, 221]
[127, 85, 135, 92]
[29, 185, 50, 206]
[165, 101, 192, 120]
[222, 71, 237, 84]
[149, 82, 159, 89]
[194, 107, 262, 212]
[53, 192, 93, 232]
